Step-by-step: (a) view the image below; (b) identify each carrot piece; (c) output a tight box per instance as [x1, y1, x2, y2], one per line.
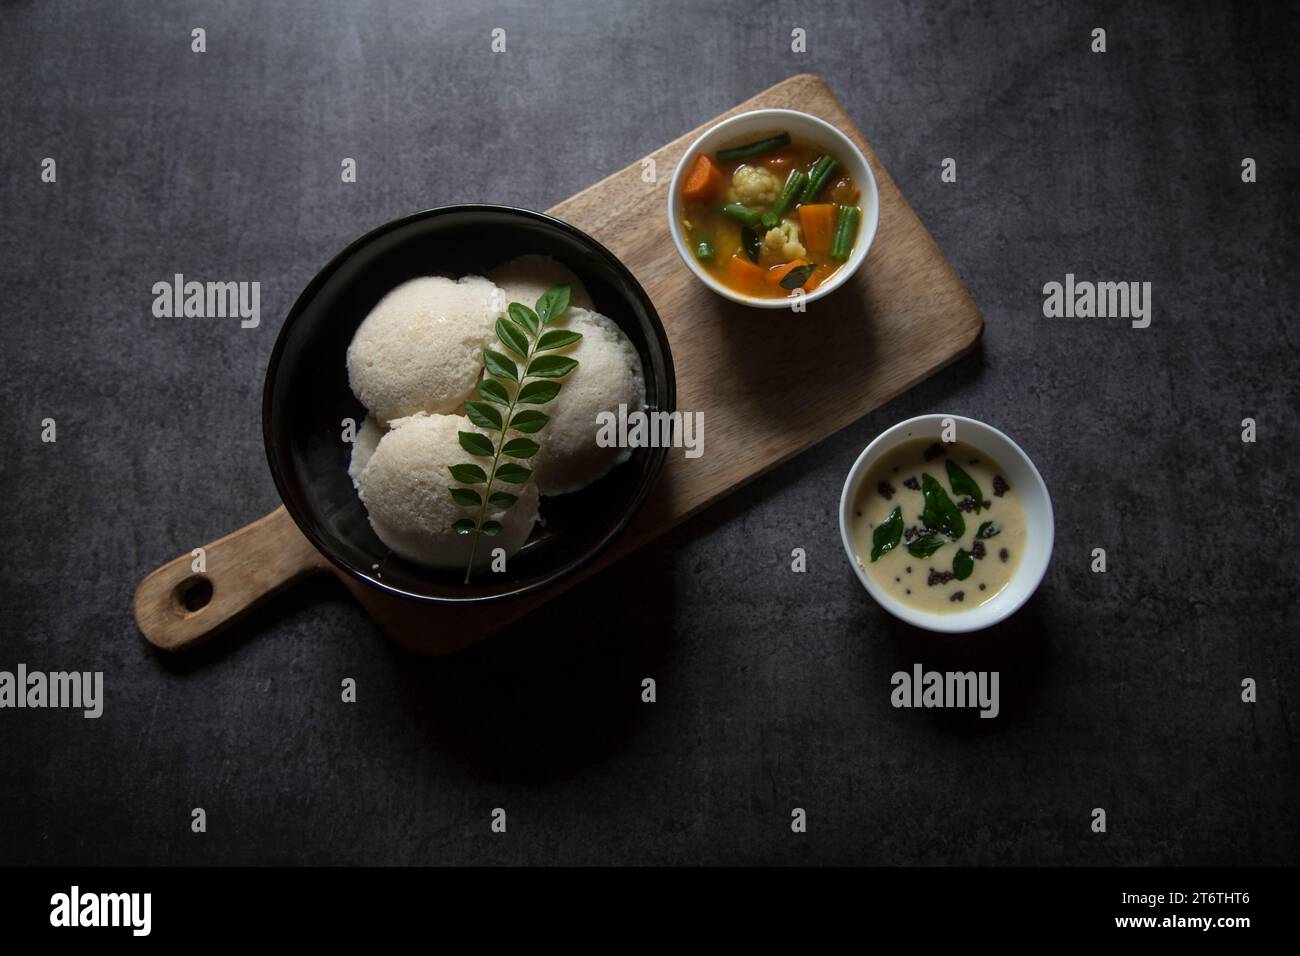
[724, 254, 767, 295]
[797, 204, 836, 254]
[765, 258, 811, 289]
[803, 262, 835, 292]
[681, 154, 723, 202]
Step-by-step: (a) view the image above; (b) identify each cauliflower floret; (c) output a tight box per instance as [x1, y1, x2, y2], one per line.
[764, 222, 806, 260]
[729, 164, 782, 206]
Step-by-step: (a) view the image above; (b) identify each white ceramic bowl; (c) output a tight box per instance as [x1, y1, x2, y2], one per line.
[838, 415, 1054, 633]
[667, 108, 880, 309]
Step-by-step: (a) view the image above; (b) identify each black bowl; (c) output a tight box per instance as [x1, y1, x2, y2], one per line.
[263, 204, 675, 606]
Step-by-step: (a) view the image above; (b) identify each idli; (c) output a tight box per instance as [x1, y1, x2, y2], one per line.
[347, 275, 498, 425]
[358, 413, 539, 570]
[347, 415, 385, 490]
[488, 255, 594, 314]
[524, 307, 645, 496]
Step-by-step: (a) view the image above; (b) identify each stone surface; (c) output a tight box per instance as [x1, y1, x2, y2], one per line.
[0, 1, 1296, 865]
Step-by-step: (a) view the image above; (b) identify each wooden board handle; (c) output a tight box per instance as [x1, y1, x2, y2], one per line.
[133, 506, 330, 652]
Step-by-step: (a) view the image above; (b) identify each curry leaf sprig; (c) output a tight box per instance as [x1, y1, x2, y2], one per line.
[448, 284, 581, 583]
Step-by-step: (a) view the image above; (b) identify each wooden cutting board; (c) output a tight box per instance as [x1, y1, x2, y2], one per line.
[133, 73, 982, 655]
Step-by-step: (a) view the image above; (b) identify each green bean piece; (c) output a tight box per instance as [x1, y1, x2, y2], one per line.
[800, 156, 831, 201]
[760, 211, 778, 230]
[800, 155, 840, 203]
[695, 240, 715, 262]
[716, 132, 792, 162]
[829, 208, 845, 260]
[722, 203, 763, 227]
[830, 206, 851, 260]
[771, 169, 808, 221]
[831, 205, 862, 261]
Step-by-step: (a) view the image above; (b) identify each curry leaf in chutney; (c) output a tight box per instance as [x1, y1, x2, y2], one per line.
[953, 548, 974, 581]
[907, 533, 946, 559]
[870, 506, 904, 562]
[920, 473, 966, 539]
[945, 459, 983, 514]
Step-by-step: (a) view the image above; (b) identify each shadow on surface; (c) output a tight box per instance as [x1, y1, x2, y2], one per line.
[878, 589, 1051, 733]
[385, 536, 677, 785]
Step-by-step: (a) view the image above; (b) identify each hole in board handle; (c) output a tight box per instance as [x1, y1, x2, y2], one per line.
[174, 576, 213, 614]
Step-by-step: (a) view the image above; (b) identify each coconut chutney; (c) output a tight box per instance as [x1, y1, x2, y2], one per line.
[849, 439, 1026, 612]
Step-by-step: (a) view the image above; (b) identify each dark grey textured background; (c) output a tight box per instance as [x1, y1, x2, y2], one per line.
[1, 0, 1297, 866]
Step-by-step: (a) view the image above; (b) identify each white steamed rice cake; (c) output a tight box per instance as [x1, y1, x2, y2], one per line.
[346, 275, 497, 425]
[358, 413, 539, 569]
[488, 254, 595, 315]
[348, 415, 385, 490]
[524, 307, 646, 496]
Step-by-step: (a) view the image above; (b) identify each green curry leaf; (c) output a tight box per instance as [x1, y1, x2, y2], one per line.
[449, 285, 578, 582]
[906, 533, 946, 559]
[870, 506, 904, 562]
[953, 548, 974, 581]
[921, 473, 966, 539]
[945, 459, 983, 514]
